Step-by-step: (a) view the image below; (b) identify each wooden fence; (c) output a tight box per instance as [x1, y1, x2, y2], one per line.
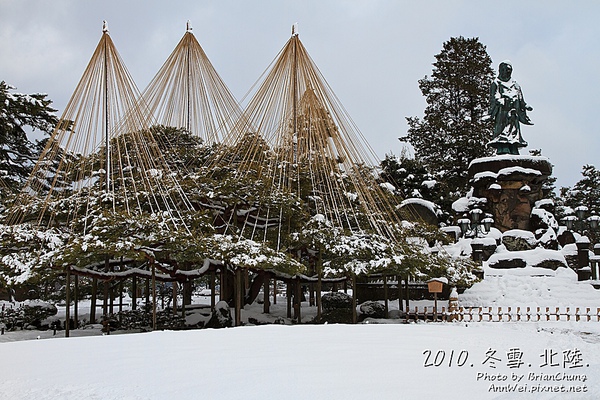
[405, 306, 600, 322]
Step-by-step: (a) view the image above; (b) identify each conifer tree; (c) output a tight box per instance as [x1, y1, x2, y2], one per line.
[0, 81, 58, 190]
[560, 164, 600, 215]
[400, 37, 494, 209]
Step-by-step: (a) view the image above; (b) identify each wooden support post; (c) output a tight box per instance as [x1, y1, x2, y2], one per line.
[132, 276, 137, 311]
[152, 259, 157, 330]
[65, 267, 71, 338]
[295, 277, 302, 323]
[181, 280, 187, 319]
[210, 271, 216, 311]
[220, 268, 226, 302]
[351, 275, 357, 324]
[234, 268, 242, 326]
[286, 282, 292, 318]
[109, 281, 115, 315]
[383, 274, 389, 319]
[263, 274, 270, 314]
[272, 279, 277, 305]
[433, 292, 438, 322]
[145, 277, 150, 308]
[172, 281, 178, 315]
[90, 277, 97, 324]
[316, 248, 322, 321]
[398, 275, 403, 312]
[73, 275, 79, 329]
[103, 280, 109, 318]
[118, 281, 123, 323]
[103, 257, 109, 317]
[405, 276, 410, 311]
[316, 274, 322, 321]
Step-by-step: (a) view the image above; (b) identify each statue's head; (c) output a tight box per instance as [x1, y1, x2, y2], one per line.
[498, 60, 513, 82]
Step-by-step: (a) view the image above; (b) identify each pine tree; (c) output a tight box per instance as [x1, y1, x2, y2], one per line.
[380, 152, 442, 202]
[400, 37, 494, 210]
[560, 164, 600, 215]
[0, 81, 58, 190]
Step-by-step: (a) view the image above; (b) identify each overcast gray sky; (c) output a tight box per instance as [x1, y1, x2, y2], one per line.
[1, 0, 599, 191]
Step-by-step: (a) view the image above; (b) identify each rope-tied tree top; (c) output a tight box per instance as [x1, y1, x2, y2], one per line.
[7, 22, 192, 234]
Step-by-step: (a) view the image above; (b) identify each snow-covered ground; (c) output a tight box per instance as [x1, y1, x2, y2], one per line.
[0, 321, 598, 399]
[1, 268, 599, 400]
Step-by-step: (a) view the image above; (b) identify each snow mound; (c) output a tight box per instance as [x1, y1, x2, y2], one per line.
[460, 267, 600, 308]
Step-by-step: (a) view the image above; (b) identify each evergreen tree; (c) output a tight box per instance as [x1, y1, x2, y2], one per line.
[400, 37, 494, 210]
[0, 81, 58, 190]
[380, 151, 441, 202]
[560, 164, 600, 215]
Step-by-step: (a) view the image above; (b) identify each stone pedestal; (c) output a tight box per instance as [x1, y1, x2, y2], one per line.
[467, 155, 552, 232]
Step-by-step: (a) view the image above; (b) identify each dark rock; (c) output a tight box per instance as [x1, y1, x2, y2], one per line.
[557, 230, 576, 247]
[530, 208, 559, 231]
[205, 301, 232, 329]
[502, 230, 537, 251]
[359, 301, 385, 319]
[398, 198, 439, 226]
[21, 300, 58, 329]
[321, 292, 352, 312]
[320, 292, 353, 324]
[489, 258, 527, 269]
[535, 228, 559, 250]
[482, 242, 498, 261]
[531, 258, 567, 270]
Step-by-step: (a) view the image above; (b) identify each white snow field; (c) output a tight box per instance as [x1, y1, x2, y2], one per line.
[0, 321, 598, 400]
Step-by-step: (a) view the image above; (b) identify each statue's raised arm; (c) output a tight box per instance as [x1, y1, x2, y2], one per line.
[488, 60, 533, 155]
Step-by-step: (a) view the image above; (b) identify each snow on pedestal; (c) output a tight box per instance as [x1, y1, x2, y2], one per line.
[466, 155, 552, 232]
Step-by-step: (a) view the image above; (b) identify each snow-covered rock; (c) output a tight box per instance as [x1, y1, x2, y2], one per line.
[487, 248, 568, 271]
[502, 229, 537, 251]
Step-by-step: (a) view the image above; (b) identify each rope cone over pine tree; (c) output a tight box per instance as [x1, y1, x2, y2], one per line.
[7, 22, 193, 234]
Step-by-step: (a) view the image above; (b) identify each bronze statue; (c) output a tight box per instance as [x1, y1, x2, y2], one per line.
[488, 61, 533, 155]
